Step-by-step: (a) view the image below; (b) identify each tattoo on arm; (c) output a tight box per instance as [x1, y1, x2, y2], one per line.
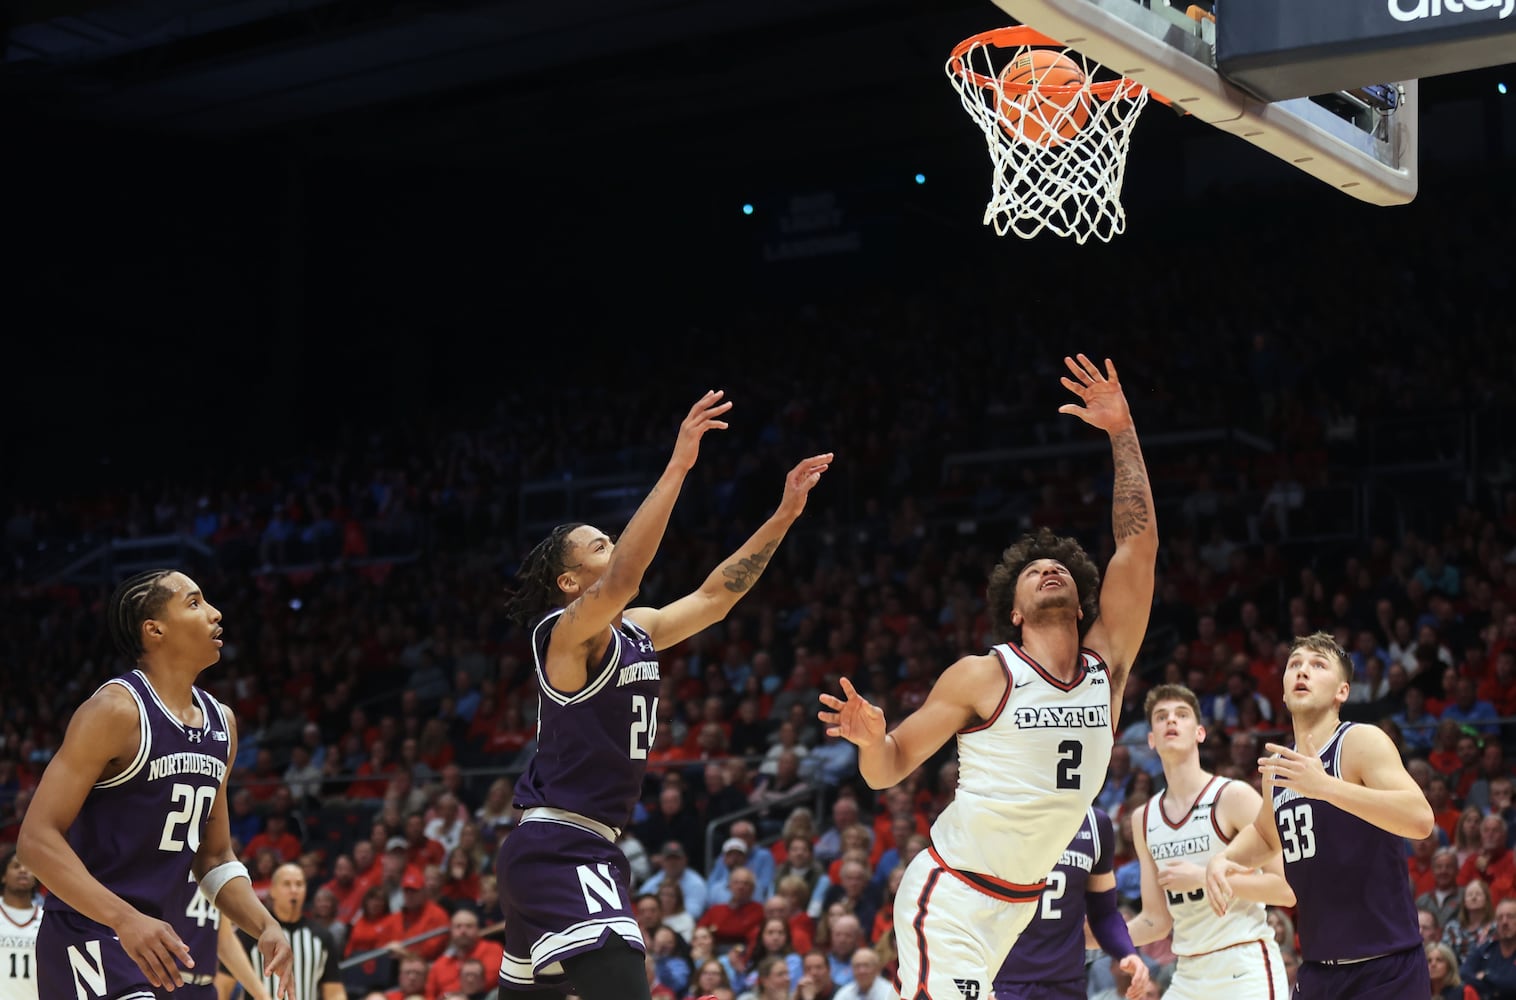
[722, 541, 780, 593]
[1110, 428, 1153, 542]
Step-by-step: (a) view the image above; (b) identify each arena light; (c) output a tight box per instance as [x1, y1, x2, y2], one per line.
[741, 203, 754, 215]
[914, 173, 927, 185]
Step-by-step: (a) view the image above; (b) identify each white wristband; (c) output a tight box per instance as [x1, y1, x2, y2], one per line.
[198, 860, 250, 904]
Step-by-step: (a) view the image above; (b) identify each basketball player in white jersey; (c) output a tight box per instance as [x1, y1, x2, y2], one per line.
[1126, 685, 1292, 1000]
[0, 845, 39, 1000]
[820, 354, 1157, 1000]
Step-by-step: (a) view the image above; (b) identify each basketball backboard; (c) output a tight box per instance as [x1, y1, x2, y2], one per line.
[989, 0, 1421, 204]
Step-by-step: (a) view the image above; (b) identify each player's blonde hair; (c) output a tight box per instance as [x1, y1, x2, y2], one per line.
[1291, 630, 1353, 684]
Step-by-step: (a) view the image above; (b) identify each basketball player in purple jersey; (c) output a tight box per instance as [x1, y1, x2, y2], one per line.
[994, 808, 1150, 1000]
[496, 390, 830, 1000]
[19, 570, 292, 999]
[1206, 631, 1435, 1000]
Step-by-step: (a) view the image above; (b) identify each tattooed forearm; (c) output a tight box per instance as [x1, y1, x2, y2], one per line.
[722, 540, 781, 593]
[1109, 427, 1154, 542]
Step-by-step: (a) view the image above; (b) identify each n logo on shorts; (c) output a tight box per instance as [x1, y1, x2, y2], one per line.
[576, 863, 622, 915]
[67, 941, 106, 999]
[953, 978, 981, 1000]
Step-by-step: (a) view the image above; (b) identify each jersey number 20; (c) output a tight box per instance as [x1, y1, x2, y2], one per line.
[160, 783, 218, 853]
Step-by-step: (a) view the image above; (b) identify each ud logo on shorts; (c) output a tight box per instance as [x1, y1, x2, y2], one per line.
[954, 978, 981, 1000]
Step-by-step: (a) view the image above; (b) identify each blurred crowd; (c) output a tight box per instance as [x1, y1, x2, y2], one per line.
[1, 176, 1514, 1000]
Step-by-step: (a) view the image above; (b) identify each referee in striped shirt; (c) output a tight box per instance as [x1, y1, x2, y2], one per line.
[233, 862, 344, 1000]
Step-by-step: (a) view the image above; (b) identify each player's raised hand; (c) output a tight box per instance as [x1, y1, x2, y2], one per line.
[116, 910, 193, 991]
[819, 677, 886, 750]
[1116, 953, 1151, 1000]
[669, 390, 733, 472]
[1057, 354, 1133, 434]
[257, 922, 295, 999]
[1261, 734, 1331, 800]
[776, 453, 833, 519]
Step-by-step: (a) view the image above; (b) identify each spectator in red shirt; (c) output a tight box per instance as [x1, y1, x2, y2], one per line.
[1481, 650, 1516, 716]
[401, 811, 447, 869]
[384, 951, 429, 1000]
[390, 866, 452, 961]
[698, 866, 764, 950]
[348, 739, 399, 801]
[1408, 829, 1442, 897]
[423, 906, 504, 999]
[1427, 775, 1464, 842]
[1460, 815, 1516, 896]
[346, 885, 396, 962]
[321, 852, 372, 925]
[245, 811, 303, 863]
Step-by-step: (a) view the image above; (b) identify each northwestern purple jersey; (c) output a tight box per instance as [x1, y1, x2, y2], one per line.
[42, 670, 231, 969]
[996, 808, 1114, 987]
[1271, 722, 1421, 963]
[513, 611, 661, 829]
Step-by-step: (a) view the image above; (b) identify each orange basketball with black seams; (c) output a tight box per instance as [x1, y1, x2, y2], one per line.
[997, 49, 1091, 147]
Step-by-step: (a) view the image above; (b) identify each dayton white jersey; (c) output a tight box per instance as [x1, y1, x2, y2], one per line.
[931, 643, 1114, 889]
[1144, 776, 1271, 956]
[0, 901, 39, 1000]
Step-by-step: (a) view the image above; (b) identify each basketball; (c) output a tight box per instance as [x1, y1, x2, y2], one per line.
[997, 48, 1090, 147]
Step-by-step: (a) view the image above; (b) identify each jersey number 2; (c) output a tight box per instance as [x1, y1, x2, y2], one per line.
[1039, 870, 1068, 919]
[1056, 740, 1082, 789]
[629, 695, 660, 760]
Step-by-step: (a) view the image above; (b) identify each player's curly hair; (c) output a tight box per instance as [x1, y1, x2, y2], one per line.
[107, 568, 177, 662]
[503, 523, 586, 628]
[985, 526, 1101, 645]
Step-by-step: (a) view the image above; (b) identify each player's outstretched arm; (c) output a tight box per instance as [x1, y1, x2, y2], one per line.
[18, 686, 198, 991]
[550, 390, 733, 653]
[1264, 725, 1434, 840]
[1124, 808, 1174, 947]
[820, 657, 990, 789]
[1203, 782, 1295, 908]
[1058, 355, 1157, 705]
[1204, 791, 1284, 917]
[628, 452, 831, 651]
[193, 708, 293, 1000]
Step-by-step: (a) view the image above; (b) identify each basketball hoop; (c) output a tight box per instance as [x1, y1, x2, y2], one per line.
[947, 26, 1163, 244]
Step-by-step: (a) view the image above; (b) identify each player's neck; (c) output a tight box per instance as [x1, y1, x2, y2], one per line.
[1019, 627, 1082, 681]
[1160, 754, 1211, 804]
[1292, 710, 1342, 752]
[1, 890, 32, 910]
[137, 659, 199, 714]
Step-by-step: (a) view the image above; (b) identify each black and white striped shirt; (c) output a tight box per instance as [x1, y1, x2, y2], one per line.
[238, 918, 342, 1000]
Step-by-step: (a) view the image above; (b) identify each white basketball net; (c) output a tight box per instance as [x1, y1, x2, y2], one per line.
[946, 33, 1150, 244]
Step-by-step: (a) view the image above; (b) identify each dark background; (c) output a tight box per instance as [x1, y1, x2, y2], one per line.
[5, 0, 1514, 496]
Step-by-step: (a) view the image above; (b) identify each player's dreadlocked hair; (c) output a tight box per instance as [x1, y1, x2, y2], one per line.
[107, 568, 177, 661]
[503, 523, 586, 628]
[984, 526, 1101, 645]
